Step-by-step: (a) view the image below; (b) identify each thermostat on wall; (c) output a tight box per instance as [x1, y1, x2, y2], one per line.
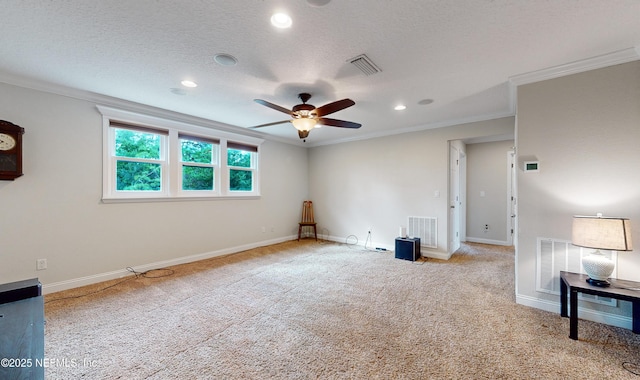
[524, 161, 539, 172]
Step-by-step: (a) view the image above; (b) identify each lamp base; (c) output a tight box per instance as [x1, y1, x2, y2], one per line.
[586, 277, 610, 287]
[581, 249, 615, 287]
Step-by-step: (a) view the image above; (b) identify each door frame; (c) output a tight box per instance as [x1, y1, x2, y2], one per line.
[448, 142, 466, 254]
[507, 150, 516, 246]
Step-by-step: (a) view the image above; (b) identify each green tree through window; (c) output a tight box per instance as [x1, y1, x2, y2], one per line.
[102, 111, 261, 199]
[228, 148, 253, 191]
[115, 129, 162, 191]
[227, 149, 250, 167]
[229, 169, 252, 191]
[181, 139, 214, 191]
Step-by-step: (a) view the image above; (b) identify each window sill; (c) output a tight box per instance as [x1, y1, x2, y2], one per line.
[101, 195, 260, 204]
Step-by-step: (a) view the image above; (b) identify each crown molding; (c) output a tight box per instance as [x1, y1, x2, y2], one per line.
[509, 47, 640, 86]
[0, 72, 300, 146]
[307, 111, 515, 148]
[506, 47, 640, 119]
[312, 47, 640, 147]
[2, 46, 638, 149]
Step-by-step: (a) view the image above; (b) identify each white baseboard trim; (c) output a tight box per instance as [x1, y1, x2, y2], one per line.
[465, 237, 511, 246]
[42, 235, 296, 294]
[322, 234, 391, 250]
[516, 294, 632, 331]
[321, 234, 451, 260]
[423, 250, 452, 260]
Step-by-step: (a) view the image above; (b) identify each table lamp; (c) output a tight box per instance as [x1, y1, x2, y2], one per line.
[572, 215, 633, 287]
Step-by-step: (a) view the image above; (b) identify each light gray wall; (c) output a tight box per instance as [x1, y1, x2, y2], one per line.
[308, 117, 514, 256]
[0, 82, 309, 292]
[516, 61, 640, 318]
[466, 140, 514, 244]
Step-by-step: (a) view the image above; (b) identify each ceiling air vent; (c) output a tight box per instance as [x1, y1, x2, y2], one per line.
[348, 54, 381, 76]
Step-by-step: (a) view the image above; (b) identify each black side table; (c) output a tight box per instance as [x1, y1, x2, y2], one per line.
[560, 271, 640, 340]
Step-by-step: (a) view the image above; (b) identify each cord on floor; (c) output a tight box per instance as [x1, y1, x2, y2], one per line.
[623, 362, 640, 375]
[44, 267, 174, 304]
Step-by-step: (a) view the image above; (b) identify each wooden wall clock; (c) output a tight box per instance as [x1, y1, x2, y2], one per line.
[0, 120, 25, 180]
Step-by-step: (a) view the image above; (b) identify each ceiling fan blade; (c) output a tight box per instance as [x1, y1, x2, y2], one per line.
[254, 99, 293, 115]
[318, 118, 361, 129]
[249, 120, 291, 129]
[314, 99, 355, 117]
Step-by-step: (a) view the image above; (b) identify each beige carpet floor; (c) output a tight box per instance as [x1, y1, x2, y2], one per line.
[44, 240, 640, 379]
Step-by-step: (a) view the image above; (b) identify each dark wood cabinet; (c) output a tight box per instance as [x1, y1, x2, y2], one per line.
[0, 279, 44, 379]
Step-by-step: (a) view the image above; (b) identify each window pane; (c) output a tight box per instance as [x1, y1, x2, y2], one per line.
[116, 161, 161, 191]
[183, 166, 214, 190]
[181, 139, 212, 164]
[115, 129, 161, 159]
[229, 169, 252, 191]
[227, 149, 251, 168]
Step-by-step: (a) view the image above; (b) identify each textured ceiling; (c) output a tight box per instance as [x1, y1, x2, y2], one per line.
[1, 1, 640, 146]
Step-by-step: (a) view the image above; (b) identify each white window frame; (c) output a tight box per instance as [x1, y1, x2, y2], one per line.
[177, 134, 220, 197]
[108, 125, 170, 198]
[226, 141, 259, 195]
[99, 105, 263, 202]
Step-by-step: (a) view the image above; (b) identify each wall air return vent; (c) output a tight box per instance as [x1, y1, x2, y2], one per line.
[407, 216, 437, 249]
[536, 237, 617, 306]
[348, 54, 381, 76]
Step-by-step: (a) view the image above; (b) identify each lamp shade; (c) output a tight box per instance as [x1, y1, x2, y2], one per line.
[572, 216, 632, 251]
[291, 118, 317, 132]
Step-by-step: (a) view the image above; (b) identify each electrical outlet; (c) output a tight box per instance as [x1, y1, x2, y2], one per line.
[36, 259, 47, 270]
[484, 224, 490, 231]
[261, 226, 266, 233]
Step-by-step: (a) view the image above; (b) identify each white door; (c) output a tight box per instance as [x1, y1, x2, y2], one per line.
[449, 145, 461, 253]
[508, 150, 516, 246]
[459, 151, 467, 242]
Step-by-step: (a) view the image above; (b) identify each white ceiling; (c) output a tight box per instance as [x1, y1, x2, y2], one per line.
[1, 1, 640, 146]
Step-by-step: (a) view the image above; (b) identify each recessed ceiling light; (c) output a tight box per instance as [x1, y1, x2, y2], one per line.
[394, 105, 407, 111]
[307, 0, 331, 7]
[271, 13, 292, 28]
[181, 80, 198, 88]
[418, 99, 434, 105]
[214, 53, 238, 66]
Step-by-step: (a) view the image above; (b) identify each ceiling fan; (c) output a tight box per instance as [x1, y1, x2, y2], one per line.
[250, 93, 361, 140]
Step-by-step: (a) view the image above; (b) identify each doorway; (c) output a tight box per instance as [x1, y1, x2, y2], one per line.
[449, 142, 466, 254]
[507, 150, 516, 246]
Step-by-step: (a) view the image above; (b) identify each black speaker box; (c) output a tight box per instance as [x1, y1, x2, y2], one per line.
[395, 237, 421, 261]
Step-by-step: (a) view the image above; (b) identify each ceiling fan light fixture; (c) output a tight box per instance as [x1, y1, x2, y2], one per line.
[291, 117, 317, 132]
[252, 93, 359, 137]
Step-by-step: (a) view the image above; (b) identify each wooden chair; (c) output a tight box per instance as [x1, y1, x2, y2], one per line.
[298, 200, 317, 241]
